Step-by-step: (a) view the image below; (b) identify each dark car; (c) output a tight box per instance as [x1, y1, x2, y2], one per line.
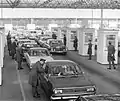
[75, 93, 120, 101]
[40, 60, 96, 101]
[47, 39, 67, 55]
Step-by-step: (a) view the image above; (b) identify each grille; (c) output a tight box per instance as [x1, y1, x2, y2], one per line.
[55, 48, 63, 51]
[62, 87, 87, 93]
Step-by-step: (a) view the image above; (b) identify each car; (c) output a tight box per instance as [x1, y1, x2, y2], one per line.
[22, 42, 40, 50]
[24, 47, 54, 69]
[41, 36, 53, 43]
[39, 60, 96, 101]
[75, 93, 120, 101]
[18, 38, 36, 46]
[47, 39, 67, 55]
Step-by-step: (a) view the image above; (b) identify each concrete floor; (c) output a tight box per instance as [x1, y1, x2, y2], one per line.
[1, 48, 120, 101]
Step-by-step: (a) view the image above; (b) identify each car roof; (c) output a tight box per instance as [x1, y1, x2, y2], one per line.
[46, 60, 76, 64]
[30, 47, 48, 50]
[23, 42, 37, 44]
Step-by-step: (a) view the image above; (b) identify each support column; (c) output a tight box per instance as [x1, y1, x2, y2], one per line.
[100, 9, 103, 29]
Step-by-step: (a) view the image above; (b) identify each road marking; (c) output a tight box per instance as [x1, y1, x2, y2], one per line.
[15, 62, 26, 101]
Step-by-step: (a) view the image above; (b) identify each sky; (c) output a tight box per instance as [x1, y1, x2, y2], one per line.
[0, 8, 120, 18]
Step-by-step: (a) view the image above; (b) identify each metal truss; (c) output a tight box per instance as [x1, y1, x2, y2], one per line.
[0, 0, 120, 9]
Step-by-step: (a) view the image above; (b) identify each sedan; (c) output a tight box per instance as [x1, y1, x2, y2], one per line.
[75, 93, 120, 101]
[24, 47, 54, 69]
[39, 60, 96, 101]
[47, 39, 67, 55]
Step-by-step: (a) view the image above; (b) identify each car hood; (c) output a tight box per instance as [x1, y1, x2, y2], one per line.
[49, 75, 94, 88]
[30, 56, 54, 64]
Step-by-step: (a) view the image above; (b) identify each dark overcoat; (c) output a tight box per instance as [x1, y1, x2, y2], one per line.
[107, 45, 115, 62]
[87, 43, 92, 55]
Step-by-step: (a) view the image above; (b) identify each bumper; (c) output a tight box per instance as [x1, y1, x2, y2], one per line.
[51, 92, 96, 100]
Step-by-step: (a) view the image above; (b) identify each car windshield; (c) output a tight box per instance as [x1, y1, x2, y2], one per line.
[49, 62, 82, 76]
[50, 40, 63, 46]
[28, 49, 50, 56]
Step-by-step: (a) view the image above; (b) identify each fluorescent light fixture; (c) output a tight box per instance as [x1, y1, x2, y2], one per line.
[48, 24, 58, 31]
[27, 24, 36, 30]
[68, 24, 81, 28]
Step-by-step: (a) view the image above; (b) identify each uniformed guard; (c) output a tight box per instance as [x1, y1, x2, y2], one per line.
[73, 35, 78, 51]
[29, 58, 46, 98]
[16, 43, 23, 70]
[11, 37, 17, 59]
[87, 40, 92, 60]
[52, 32, 57, 39]
[63, 34, 67, 46]
[7, 32, 12, 56]
[107, 41, 116, 69]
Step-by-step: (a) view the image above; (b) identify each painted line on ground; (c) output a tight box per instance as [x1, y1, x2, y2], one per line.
[15, 61, 26, 101]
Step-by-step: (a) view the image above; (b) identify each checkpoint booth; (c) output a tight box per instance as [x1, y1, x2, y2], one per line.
[51, 27, 62, 39]
[97, 29, 118, 64]
[66, 27, 79, 50]
[78, 28, 95, 56]
[4, 24, 13, 35]
[0, 26, 7, 85]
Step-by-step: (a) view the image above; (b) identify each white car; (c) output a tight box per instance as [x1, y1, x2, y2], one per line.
[24, 47, 54, 68]
[18, 39, 35, 46]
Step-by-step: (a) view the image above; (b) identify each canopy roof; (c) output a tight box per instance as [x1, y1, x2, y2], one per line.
[0, 0, 120, 9]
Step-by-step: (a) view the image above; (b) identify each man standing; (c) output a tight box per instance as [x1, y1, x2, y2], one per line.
[11, 37, 17, 59]
[107, 41, 116, 69]
[7, 32, 12, 56]
[29, 58, 46, 98]
[16, 43, 23, 70]
[87, 40, 92, 60]
[63, 34, 66, 46]
[73, 36, 78, 51]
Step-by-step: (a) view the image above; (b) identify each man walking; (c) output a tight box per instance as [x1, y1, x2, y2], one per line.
[87, 40, 92, 60]
[16, 43, 23, 70]
[107, 41, 116, 69]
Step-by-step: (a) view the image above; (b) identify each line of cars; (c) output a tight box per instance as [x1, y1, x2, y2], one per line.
[17, 36, 120, 101]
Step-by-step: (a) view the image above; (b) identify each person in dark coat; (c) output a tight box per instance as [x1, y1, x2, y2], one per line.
[11, 38, 17, 59]
[7, 32, 12, 56]
[107, 41, 116, 69]
[29, 58, 46, 98]
[63, 34, 67, 46]
[52, 32, 57, 39]
[87, 40, 92, 60]
[16, 43, 23, 70]
[73, 36, 78, 51]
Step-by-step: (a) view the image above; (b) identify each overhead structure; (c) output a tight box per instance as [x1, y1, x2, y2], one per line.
[0, 0, 120, 9]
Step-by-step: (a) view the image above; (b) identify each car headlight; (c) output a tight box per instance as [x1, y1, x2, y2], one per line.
[54, 89, 62, 94]
[87, 87, 95, 92]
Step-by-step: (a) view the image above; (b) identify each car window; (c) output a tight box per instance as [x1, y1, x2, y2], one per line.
[49, 63, 82, 76]
[28, 49, 50, 56]
[49, 40, 63, 46]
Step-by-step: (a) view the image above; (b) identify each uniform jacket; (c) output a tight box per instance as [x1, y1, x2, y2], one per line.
[28, 61, 45, 86]
[11, 41, 17, 54]
[16, 47, 23, 62]
[73, 37, 78, 47]
[107, 45, 115, 61]
[87, 43, 92, 54]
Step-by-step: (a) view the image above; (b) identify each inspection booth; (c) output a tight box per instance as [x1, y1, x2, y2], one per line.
[0, 26, 6, 85]
[97, 29, 118, 64]
[66, 27, 79, 50]
[51, 27, 62, 39]
[78, 28, 95, 56]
